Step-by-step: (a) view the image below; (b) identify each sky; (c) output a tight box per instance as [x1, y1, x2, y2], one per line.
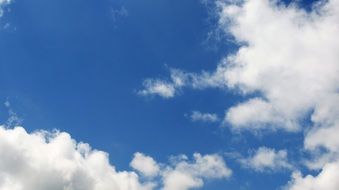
[0, 0, 338, 190]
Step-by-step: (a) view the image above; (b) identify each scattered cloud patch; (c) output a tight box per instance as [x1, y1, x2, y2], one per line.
[239, 147, 292, 172]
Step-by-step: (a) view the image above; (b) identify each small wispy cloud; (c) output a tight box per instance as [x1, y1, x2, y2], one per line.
[138, 69, 188, 98]
[139, 68, 226, 98]
[4, 100, 23, 128]
[138, 79, 177, 98]
[111, 6, 128, 23]
[189, 111, 219, 123]
[0, 0, 11, 17]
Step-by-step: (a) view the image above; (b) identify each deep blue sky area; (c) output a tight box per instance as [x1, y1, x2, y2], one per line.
[0, 0, 317, 189]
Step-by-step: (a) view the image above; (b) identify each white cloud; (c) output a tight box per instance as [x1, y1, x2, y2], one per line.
[139, 68, 226, 98]
[225, 98, 298, 131]
[304, 94, 339, 154]
[162, 153, 232, 190]
[0, 126, 154, 190]
[0, 126, 231, 190]
[286, 161, 339, 190]
[239, 147, 292, 172]
[141, 0, 339, 132]
[139, 0, 339, 186]
[130, 152, 160, 177]
[215, 0, 339, 187]
[190, 111, 219, 122]
[217, 0, 339, 132]
[0, 0, 10, 17]
[138, 69, 190, 98]
[139, 79, 177, 98]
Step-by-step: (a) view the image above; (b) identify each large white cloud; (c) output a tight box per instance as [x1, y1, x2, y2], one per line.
[0, 126, 154, 190]
[218, 0, 339, 132]
[139, 0, 339, 188]
[141, 0, 339, 132]
[0, 126, 231, 190]
[219, 0, 339, 188]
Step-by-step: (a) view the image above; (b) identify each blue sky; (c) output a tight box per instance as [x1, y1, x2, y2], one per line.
[0, 0, 339, 190]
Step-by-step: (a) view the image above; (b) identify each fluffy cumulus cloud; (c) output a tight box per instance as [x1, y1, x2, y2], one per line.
[218, 0, 339, 188]
[239, 147, 292, 172]
[0, 126, 154, 190]
[218, 0, 339, 132]
[0, 126, 231, 190]
[189, 111, 219, 122]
